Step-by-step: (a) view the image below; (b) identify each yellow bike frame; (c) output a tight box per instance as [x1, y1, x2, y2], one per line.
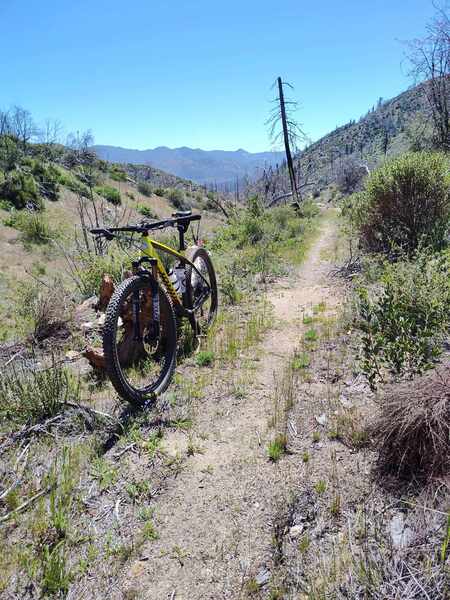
[140, 235, 198, 309]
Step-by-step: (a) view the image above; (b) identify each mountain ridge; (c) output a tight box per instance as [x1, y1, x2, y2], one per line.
[92, 144, 284, 185]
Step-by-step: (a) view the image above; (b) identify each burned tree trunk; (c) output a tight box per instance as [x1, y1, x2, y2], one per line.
[277, 77, 299, 203]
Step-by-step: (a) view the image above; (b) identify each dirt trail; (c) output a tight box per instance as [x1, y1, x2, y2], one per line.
[124, 211, 340, 600]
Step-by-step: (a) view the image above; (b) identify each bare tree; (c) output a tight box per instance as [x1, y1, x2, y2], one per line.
[40, 118, 63, 144]
[266, 77, 308, 204]
[10, 105, 37, 150]
[407, 3, 450, 150]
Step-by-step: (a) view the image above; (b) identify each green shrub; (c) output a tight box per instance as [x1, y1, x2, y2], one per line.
[56, 167, 89, 196]
[356, 250, 450, 387]
[0, 362, 80, 425]
[167, 188, 187, 210]
[349, 152, 450, 257]
[0, 170, 43, 210]
[94, 185, 121, 205]
[137, 204, 156, 219]
[154, 187, 165, 197]
[76, 249, 128, 297]
[267, 434, 287, 461]
[3, 210, 56, 245]
[30, 160, 60, 201]
[110, 166, 127, 181]
[195, 350, 215, 366]
[15, 280, 72, 342]
[138, 181, 152, 196]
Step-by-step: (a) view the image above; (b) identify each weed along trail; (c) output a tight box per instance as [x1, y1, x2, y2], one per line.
[121, 209, 341, 599]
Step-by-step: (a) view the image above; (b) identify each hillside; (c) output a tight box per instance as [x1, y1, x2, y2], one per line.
[0, 138, 224, 338]
[93, 145, 284, 186]
[256, 80, 442, 202]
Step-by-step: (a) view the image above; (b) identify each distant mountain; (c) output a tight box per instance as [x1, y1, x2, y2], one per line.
[92, 145, 284, 185]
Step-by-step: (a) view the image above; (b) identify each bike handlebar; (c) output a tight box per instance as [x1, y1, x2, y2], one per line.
[90, 214, 201, 238]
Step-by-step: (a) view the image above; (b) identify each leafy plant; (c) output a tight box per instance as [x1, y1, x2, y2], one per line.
[0, 362, 80, 425]
[3, 210, 57, 245]
[356, 250, 450, 386]
[0, 170, 43, 210]
[110, 166, 127, 181]
[94, 185, 121, 205]
[137, 203, 155, 219]
[195, 350, 215, 366]
[267, 434, 287, 462]
[138, 181, 152, 196]
[167, 187, 187, 209]
[348, 152, 450, 257]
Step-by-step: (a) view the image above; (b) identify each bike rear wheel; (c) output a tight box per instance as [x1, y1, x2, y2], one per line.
[103, 276, 177, 406]
[185, 246, 218, 334]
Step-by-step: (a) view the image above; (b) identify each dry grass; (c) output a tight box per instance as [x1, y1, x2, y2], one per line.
[372, 364, 450, 479]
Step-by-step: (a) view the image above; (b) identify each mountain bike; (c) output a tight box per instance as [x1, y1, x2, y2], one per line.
[90, 210, 218, 406]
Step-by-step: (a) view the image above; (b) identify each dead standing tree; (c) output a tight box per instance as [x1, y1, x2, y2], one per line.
[407, 3, 450, 151]
[266, 77, 307, 205]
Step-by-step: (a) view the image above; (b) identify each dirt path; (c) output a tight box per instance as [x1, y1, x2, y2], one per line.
[123, 211, 341, 599]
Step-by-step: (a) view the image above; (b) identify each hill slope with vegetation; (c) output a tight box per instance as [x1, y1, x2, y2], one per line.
[256, 80, 448, 202]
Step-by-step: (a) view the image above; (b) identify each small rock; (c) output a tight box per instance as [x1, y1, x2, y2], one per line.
[65, 350, 80, 360]
[80, 321, 94, 331]
[390, 513, 414, 549]
[66, 357, 93, 377]
[97, 313, 106, 326]
[81, 295, 98, 309]
[289, 524, 304, 538]
[315, 413, 327, 426]
[255, 568, 270, 587]
[339, 394, 353, 409]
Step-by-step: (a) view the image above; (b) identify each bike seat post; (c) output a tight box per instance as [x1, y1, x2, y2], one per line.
[177, 224, 186, 251]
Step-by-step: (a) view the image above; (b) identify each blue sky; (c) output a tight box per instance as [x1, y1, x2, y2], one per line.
[0, 0, 434, 152]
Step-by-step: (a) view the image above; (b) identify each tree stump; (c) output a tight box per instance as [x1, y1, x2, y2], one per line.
[82, 273, 153, 371]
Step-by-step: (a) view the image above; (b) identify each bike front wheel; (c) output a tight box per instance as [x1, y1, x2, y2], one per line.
[103, 276, 177, 406]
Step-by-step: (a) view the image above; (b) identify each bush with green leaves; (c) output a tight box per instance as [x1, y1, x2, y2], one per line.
[348, 152, 450, 257]
[3, 210, 57, 245]
[137, 204, 156, 219]
[138, 181, 152, 196]
[356, 250, 450, 388]
[154, 187, 165, 197]
[167, 187, 187, 210]
[15, 280, 73, 342]
[0, 170, 43, 210]
[110, 166, 127, 181]
[0, 362, 80, 425]
[94, 185, 121, 205]
[56, 167, 89, 196]
[30, 160, 60, 201]
[76, 248, 128, 297]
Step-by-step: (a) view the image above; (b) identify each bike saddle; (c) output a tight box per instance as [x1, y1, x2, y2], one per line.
[172, 210, 192, 218]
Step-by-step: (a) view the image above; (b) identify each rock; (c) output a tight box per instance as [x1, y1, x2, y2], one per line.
[83, 346, 105, 369]
[255, 568, 270, 587]
[97, 313, 106, 326]
[315, 413, 327, 426]
[80, 321, 94, 332]
[65, 350, 81, 360]
[81, 295, 98, 309]
[390, 513, 414, 549]
[289, 524, 304, 538]
[339, 394, 353, 408]
[66, 357, 93, 377]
